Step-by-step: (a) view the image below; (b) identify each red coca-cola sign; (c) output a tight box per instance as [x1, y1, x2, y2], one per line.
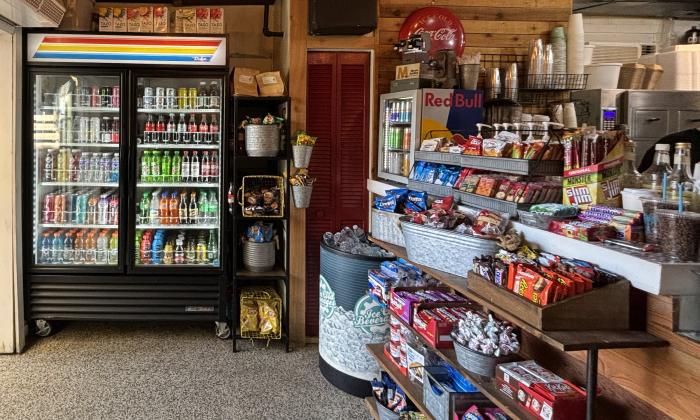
[399, 7, 465, 57]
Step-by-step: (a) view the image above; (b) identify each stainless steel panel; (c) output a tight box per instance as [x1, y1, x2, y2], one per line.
[678, 110, 700, 132]
[633, 110, 670, 139]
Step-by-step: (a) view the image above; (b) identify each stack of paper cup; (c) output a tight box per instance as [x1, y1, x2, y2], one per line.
[563, 102, 578, 129]
[551, 26, 567, 74]
[567, 14, 585, 75]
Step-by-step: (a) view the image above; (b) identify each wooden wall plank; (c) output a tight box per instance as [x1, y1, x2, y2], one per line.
[288, 0, 308, 347]
[379, 32, 548, 49]
[380, 5, 571, 22]
[378, 18, 568, 34]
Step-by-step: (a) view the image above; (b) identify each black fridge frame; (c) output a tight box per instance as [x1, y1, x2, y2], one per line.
[22, 29, 230, 324]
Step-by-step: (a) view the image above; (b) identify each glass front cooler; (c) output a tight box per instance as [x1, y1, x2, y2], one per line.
[31, 72, 123, 268]
[377, 90, 421, 184]
[133, 76, 223, 268]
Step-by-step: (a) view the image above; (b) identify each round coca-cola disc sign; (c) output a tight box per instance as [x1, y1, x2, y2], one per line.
[399, 7, 465, 57]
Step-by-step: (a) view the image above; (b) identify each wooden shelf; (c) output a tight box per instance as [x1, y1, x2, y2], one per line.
[366, 343, 434, 420]
[369, 237, 668, 352]
[364, 397, 379, 420]
[388, 311, 533, 420]
[236, 267, 286, 279]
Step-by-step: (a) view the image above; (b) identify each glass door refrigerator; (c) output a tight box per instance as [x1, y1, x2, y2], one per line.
[23, 32, 229, 338]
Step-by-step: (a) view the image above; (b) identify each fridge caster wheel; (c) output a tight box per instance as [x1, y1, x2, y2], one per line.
[215, 322, 231, 339]
[34, 319, 53, 337]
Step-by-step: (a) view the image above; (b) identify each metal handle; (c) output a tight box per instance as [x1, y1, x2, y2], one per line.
[646, 117, 661, 122]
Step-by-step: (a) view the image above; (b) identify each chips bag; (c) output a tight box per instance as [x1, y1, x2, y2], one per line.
[240, 301, 259, 333]
[258, 300, 279, 335]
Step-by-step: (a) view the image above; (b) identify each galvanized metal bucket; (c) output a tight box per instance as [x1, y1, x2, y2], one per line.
[292, 144, 313, 168]
[400, 218, 499, 277]
[375, 399, 400, 420]
[242, 238, 278, 272]
[370, 208, 405, 247]
[245, 124, 280, 157]
[453, 339, 516, 377]
[292, 184, 313, 208]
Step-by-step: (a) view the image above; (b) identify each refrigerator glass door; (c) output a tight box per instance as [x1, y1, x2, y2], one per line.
[31, 72, 123, 267]
[377, 90, 420, 184]
[133, 76, 223, 268]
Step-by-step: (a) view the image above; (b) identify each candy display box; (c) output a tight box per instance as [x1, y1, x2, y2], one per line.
[466, 272, 630, 331]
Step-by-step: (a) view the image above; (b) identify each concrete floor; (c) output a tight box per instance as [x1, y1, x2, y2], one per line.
[0, 322, 367, 420]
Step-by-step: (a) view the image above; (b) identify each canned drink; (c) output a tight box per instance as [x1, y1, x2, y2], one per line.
[90, 117, 101, 143]
[165, 88, 176, 109]
[91, 86, 100, 107]
[43, 193, 55, 224]
[101, 86, 112, 107]
[111, 117, 120, 143]
[155, 87, 165, 109]
[68, 193, 78, 223]
[112, 85, 120, 108]
[79, 116, 89, 143]
[143, 87, 154, 109]
[76, 194, 87, 224]
[54, 193, 65, 224]
[188, 87, 198, 110]
[79, 87, 92, 107]
[101, 117, 112, 143]
[177, 87, 188, 109]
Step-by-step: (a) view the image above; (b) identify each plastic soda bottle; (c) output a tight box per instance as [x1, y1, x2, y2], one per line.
[182, 151, 190, 182]
[174, 239, 185, 264]
[159, 192, 170, 224]
[189, 192, 198, 224]
[207, 230, 218, 264]
[169, 192, 179, 224]
[199, 191, 208, 223]
[201, 151, 210, 181]
[179, 192, 188, 224]
[108, 231, 118, 264]
[161, 151, 171, 182]
[171, 151, 181, 182]
[141, 151, 151, 182]
[190, 151, 200, 182]
[149, 191, 160, 224]
[150, 151, 161, 182]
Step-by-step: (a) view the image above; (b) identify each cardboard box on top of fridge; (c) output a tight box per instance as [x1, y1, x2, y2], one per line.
[196, 8, 210, 34]
[210, 8, 225, 34]
[153, 6, 169, 33]
[126, 8, 141, 32]
[176, 8, 197, 34]
[395, 63, 422, 80]
[139, 6, 153, 33]
[420, 89, 484, 141]
[112, 7, 127, 32]
[98, 7, 113, 32]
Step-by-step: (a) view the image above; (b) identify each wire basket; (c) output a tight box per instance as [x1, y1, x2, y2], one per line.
[521, 74, 589, 90]
[237, 175, 285, 218]
[240, 286, 282, 341]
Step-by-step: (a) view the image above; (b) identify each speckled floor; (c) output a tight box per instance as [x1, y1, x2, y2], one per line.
[0, 322, 367, 420]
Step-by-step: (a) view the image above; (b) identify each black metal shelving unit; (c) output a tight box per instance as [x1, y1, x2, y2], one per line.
[230, 95, 291, 352]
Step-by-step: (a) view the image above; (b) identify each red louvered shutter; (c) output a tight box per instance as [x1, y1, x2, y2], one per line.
[305, 52, 370, 337]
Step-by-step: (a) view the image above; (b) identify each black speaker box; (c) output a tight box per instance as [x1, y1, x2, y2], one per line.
[309, 0, 377, 36]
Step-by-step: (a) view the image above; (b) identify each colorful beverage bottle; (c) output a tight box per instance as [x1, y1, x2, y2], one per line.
[179, 193, 188, 224]
[156, 114, 166, 143]
[210, 151, 219, 179]
[176, 113, 187, 143]
[141, 151, 151, 182]
[150, 151, 161, 182]
[208, 115, 218, 144]
[169, 192, 179, 224]
[174, 239, 185, 264]
[181, 151, 190, 182]
[159, 192, 170, 225]
[201, 151, 210, 181]
[190, 151, 200, 182]
[149, 191, 159, 224]
[139, 192, 150, 224]
[199, 191, 208, 223]
[171, 151, 181, 182]
[108, 231, 118, 265]
[144, 115, 155, 143]
[166, 113, 176, 143]
[188, 191, 198, 224]
[199, 115, 208, 144]
[161, 151, 171, 183]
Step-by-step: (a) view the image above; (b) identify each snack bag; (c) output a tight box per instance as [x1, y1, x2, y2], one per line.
[405, 191, 428, 213]
[464, 136, 483, 156]
[431, 195, 454, 211]
[240, 301, 259, 333]
[258, 300, 279, 335]
[472, 209, 508, 237]
[482, 139, 508, 157]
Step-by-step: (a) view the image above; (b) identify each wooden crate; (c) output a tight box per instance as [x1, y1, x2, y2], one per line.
[466, 272, 630, 331]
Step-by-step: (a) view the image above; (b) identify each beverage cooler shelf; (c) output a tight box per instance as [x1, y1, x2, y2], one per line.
[137, 182, 218, 188]
[41, 182, 118, 188]
[39, 142, 119, 149]
[40, 223, 118, 229]
[137, 108, 221, 114]
[40, 106, 119, 113]
[136, 224, 219, 230]
[137, 143, 219, 150]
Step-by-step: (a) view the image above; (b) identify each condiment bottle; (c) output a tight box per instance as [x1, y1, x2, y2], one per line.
[642, 143, 672, 191]
[669, 142, 700, 211]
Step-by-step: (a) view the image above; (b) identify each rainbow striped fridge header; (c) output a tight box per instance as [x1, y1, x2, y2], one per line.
[27, 33, 227, 66]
